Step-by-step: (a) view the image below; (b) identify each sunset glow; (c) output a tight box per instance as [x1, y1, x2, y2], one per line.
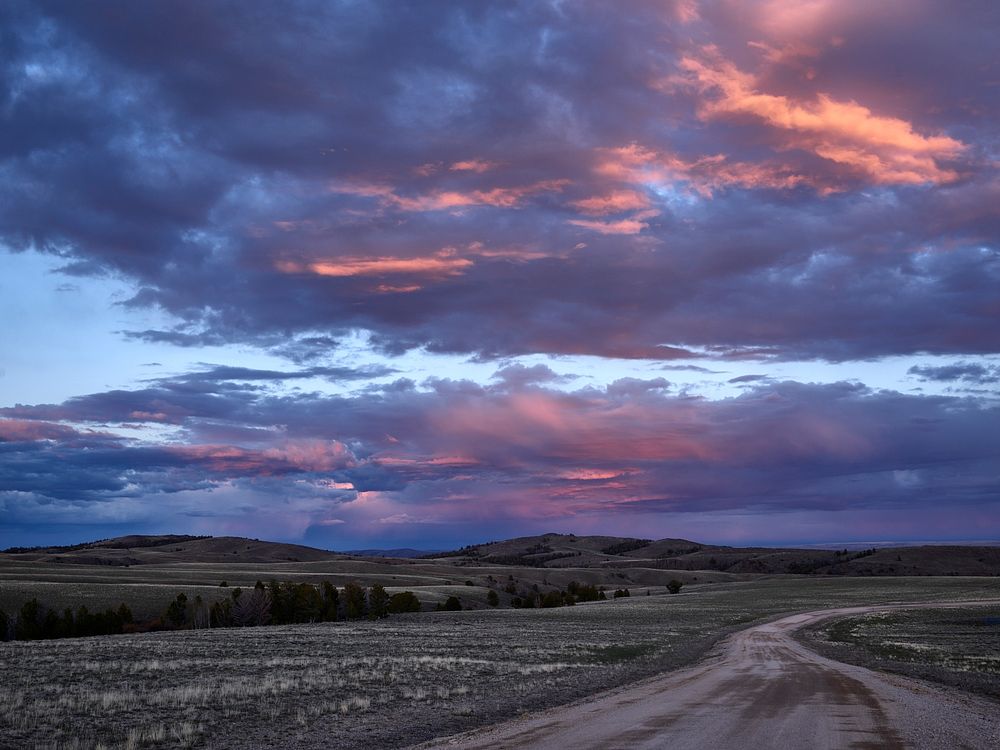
[0, 1, 997, 550]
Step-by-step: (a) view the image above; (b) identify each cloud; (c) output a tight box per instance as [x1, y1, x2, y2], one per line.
[3, 374, 998, 542]
[0, 2, 995, 381]
[329, 179, 570, 212]
[909, 362, 1000, 384]
[276, 253, 474, 280]
[675, 47, 965, 187]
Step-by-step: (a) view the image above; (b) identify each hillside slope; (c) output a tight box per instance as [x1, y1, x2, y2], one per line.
[2, 535, 343, 565]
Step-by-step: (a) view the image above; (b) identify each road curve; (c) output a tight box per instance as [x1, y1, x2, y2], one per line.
[417, 602, 1000, 750]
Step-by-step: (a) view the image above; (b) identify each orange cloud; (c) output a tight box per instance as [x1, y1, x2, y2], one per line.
[676, 48, 965, 185]
[571, 189, 651, 215]
[596, 143, 810, 197]
[172, 439, 354, 474]
[449, 159, 499, 173]
[555, 469, 626, 481]
[567, 216, 652, 235]
[330, 179, 569, 211]
[276, 251, 473, 279]
[276, 242, 564, 285]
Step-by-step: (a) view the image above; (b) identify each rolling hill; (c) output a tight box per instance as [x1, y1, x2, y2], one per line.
[4, 532, 998, 576]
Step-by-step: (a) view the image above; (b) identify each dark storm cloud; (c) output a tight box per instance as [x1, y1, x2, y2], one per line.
[0, 1, 995, 362]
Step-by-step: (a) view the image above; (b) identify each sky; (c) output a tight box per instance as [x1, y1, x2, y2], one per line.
[1, 0, 998, 550]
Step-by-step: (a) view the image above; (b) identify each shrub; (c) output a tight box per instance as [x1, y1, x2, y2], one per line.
[568, 582, 603, 602]
[667, 579, 683, 594]
[540, 591, 564, 608]
[439, 596, 462, 612]
[387, 591, 421, 614]
[487, 590, 499, 607]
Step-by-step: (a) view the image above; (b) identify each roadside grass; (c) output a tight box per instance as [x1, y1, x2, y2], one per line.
[801, 603, 1000, 699]
[1, 577, 997, 749]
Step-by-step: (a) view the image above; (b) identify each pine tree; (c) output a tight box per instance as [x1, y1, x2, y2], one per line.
[368, 584, 389, 619]
[321, 581, 339, 621]
[165, 593, 188, 628]
[343, 582, 366, 619]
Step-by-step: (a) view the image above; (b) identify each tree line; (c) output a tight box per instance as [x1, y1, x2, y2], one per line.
[0, 580, 422, 642]
[0, 577, 683, 642]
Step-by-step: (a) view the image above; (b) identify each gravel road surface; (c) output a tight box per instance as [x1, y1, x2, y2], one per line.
[417, 602, 1000, 750]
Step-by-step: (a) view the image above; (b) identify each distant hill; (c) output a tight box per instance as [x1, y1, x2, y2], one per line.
[1, 535, 343, 565]
[3, 532, 998, 575]
[343, 548, 440, 558]
[423, 533, 1000, 576]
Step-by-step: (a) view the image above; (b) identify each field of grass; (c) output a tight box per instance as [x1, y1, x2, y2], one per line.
[801, 603, 1000, 699]
[0, 557, 737, 618]
[2, 577, 998, 749]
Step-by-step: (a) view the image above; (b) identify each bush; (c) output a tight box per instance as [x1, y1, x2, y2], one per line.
[387, 591, 421, 613]
[539, 591, 565, 608]
[438, 596, 462, 612]
[487, 590, 499, 607]
[667, 579, 683, 594]
[568, 581, 603, 602]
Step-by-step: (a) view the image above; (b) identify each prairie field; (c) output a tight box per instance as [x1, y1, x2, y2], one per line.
[801, 604, 1000, 699]
[2, 577, 998, 750]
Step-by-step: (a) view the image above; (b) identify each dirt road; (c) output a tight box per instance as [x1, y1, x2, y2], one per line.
[418, 602, 1000, 750]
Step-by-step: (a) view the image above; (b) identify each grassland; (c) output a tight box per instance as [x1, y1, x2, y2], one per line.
[0, 556, 735, 618]
[2, 577, 998, 750]
[800, 604, 1000, 699]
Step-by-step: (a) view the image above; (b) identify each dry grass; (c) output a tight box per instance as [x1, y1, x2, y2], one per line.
[802, 603, 1000, 699]
[1, 577, 997, 749]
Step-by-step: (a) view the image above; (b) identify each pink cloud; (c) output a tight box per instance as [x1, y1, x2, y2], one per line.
[672, 0, 700, 24]
[449, 159, 499, 173]
[571, 189, 651, 215]
[567, 216, 652, 235]
[276, 251, 473, 279]
[275, 242, 564, 285]
[171, 439, 355, 475]
[0, 419, 82, 442]
[596, 143, 810, 197]
[330, 178, 569, 211]
[676, 47, 965, 185]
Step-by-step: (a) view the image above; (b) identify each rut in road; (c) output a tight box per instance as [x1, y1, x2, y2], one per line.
[416, 601, 1000, 750]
